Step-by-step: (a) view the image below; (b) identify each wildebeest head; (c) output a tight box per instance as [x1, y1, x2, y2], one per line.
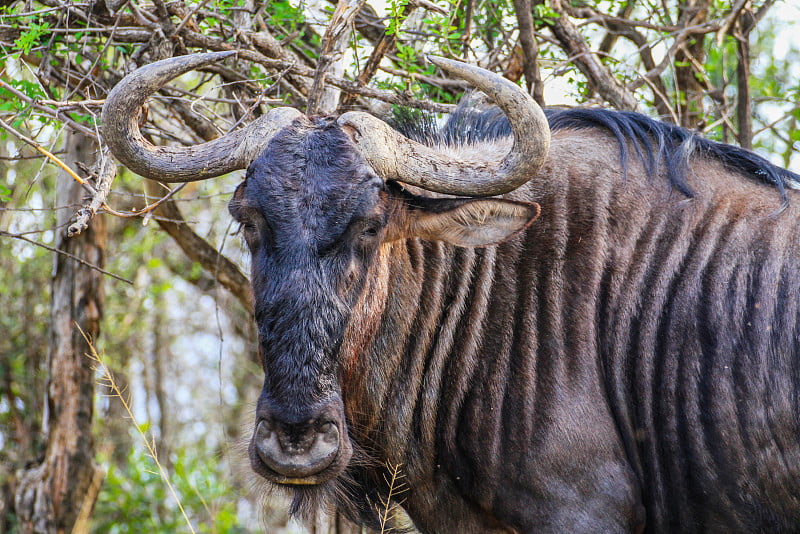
[102, 51, 549, 496]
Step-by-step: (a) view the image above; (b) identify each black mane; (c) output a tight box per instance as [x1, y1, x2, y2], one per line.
[391, 102, 800, 209]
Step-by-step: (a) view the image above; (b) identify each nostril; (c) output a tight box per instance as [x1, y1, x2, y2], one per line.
[254, 420, 278, 462]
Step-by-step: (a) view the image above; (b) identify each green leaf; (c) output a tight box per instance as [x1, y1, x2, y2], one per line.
[13, 21, 51, 54]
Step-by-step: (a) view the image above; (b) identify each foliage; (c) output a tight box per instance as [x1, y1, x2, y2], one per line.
[92, 443, 248, 534]
[0, 0, 797, 532]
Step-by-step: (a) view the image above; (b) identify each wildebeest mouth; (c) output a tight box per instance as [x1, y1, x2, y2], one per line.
[249, 438, 352, 487]
[248, 401, 354, 487]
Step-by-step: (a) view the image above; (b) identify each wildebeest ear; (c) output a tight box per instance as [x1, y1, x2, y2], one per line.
[399, 198, 541, 247]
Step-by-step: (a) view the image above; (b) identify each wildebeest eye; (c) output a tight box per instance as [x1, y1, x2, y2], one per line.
[238, 216, 272, 250]
[240, 223, 259, 249]
[361, 226, 379, 238]
[357, 220, 382, 242]
[241, 222, 256, 236]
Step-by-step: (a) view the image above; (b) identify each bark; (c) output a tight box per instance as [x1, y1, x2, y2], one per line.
[14, 131, 105, 534]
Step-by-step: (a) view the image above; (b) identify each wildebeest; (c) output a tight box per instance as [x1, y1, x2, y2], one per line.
[102, 51, 800, 533]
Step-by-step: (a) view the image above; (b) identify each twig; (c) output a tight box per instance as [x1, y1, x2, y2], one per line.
[0, 79, 98, 136]
[548, 0, 638, 110]
[379, 65, 469, 88]
[0, 152, 61, 160]
[174, 0, 212, 35]
[0, 79, 104, 108]
[715, 0, 748, 46]
[340, 0, 417, 109]
[145, 180, 254, 315]
[176, 32, 453, 111]
[0, 114, 193, 224]
[409, 0, 447, 14]
[0, 116, 96, 189]
[0, 230, 133, 284]
[565, 4, 684, 33]
[68, 151, 116, 237]
[628, 23, 714, 92]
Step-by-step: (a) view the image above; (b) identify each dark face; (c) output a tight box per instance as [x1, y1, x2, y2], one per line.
[229, 116, 539, 492]
[229, 118, 388, 486]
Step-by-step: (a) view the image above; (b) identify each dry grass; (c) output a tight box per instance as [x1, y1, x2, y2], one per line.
[80, 326, 197, 534]
[377, 462, 407, 534]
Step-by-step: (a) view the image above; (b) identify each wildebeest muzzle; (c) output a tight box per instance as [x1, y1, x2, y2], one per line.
[250, 396, 351, 485]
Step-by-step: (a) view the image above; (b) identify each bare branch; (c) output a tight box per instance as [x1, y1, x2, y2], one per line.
[0, 79, 99, 137]
[340, 1, 417, 109]
[179, 32, 453, 111]
[307, 0, 368, 114]
[628, 22, 715, 92]
[0, 117, 97, 190]
[145, 182, 254, 315]
[512, 0, 544, 104]
[548, 0, 639, 110]
[567, 4, 682, 32]
[68, 151, 117, 237]
[0, 230, 133, 285]
[715, 0, 749, 46]
[379, 65, 469, 89]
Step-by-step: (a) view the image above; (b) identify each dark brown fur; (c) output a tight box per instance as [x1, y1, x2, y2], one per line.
[338, 129, 800, 532]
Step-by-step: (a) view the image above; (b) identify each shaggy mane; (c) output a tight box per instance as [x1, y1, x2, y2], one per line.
[391, 99, 800, 209]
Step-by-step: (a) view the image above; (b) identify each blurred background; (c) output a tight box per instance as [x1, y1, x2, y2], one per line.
[0, 0, 798, 532]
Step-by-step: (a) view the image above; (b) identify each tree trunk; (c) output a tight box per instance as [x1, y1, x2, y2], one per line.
[14, 131, 105, 534]
[675, 0, 710, 128]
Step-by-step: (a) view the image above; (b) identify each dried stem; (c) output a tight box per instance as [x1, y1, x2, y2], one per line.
[81, 328, 196, 534]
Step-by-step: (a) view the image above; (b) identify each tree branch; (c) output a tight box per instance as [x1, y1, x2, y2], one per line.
[0, 230, 133, 284]
[339, 1, 417, 109]
[512, 0, 544, 104]
[549, 0, 638, 110]
[145, 182, 253, 315]
[307, 0, 368, 114]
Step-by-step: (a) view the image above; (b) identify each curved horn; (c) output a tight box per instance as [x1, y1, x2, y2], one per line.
[337, 56, 550, 197]
[102, 51, 302, 182]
